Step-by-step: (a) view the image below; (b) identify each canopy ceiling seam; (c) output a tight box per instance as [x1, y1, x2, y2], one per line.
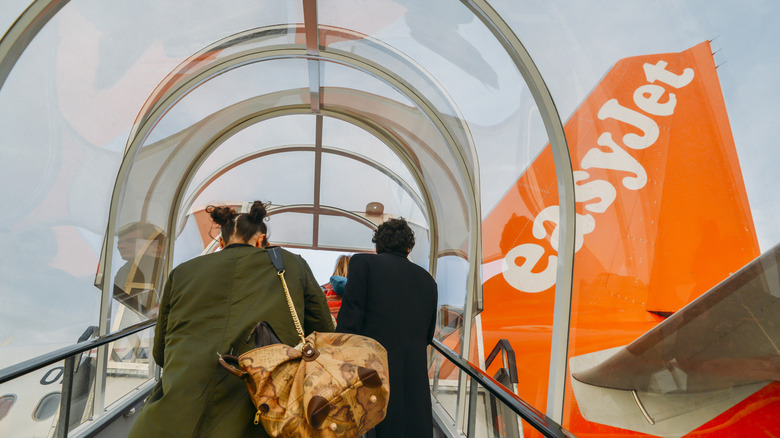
[318, 107, 439, 273]
[312, 115, 323, 248]
[303, 0, 320, 112]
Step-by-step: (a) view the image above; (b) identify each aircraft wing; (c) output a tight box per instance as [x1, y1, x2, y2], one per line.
[570, 244, 780, 435]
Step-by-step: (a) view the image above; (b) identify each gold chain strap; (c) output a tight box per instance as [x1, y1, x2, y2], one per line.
[277, 270, 306, 345]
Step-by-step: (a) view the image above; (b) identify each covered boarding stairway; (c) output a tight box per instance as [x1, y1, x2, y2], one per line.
[1, 1, 779, 438]
[0, 1, 574, 436]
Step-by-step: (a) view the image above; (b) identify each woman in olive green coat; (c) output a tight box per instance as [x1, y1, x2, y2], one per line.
[128, 201, 334, 438]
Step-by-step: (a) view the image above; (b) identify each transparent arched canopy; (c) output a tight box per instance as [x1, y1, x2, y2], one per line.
[108, 22, 497, 296]
[4, 1, 780, 437]
[0, 0, 562, 388]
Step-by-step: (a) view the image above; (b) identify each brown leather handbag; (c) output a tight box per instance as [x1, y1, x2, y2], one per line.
[219, 247, 389, 437]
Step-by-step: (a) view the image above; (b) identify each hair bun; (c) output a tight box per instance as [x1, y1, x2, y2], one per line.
[207, 205, 237, 226]
[247, 201, 268, 224]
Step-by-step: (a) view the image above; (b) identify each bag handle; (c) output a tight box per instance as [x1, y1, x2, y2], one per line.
[218, 354, 247, 378]
[268, 247, 306, 346]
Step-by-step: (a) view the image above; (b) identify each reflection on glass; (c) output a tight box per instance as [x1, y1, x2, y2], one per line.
[104, 327, 156, 409]
[429, 344, 460, 427]
[63, 350, 98, 433]
[0, 226, 102, 368]
[113, 222, 167, 320]
[436, 256, 469, 308]
[145, 58, 310, 145]
[172, 212, 210, 268]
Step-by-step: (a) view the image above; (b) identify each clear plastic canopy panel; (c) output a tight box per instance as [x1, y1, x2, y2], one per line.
[1, 1, 779, 437]
[187, 114, 318, 199]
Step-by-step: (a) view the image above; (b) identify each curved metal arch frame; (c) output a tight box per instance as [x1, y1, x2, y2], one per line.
[320, 107, 444, 261]
[0, 1, 575, 424]
[321, 48, 477, 225]
[104, 23, 477, 260]
[165, 105, 439, 279]
[23, 26, 478, 372]
[460, 0, 576, 422]
[0, 0, 68, 91]
[128, 42, 483, 426]
[109, 43, 479, 290]
[124, 24, 479, 174]
[121, 33, 480, 259]
[268, 203, 379, 230]
[177, 144, 427, 236]
[104, 48, 465, 258]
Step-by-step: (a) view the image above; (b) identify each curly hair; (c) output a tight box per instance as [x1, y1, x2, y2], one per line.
[372, 218, 415, 254]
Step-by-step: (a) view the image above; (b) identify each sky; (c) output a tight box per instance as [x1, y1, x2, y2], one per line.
[490, 0, 780, 250]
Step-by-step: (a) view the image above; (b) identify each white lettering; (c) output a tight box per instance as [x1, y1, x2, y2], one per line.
[502, 244, 557, 293]
[531, 206, 595, 252]
[598, 99, 659, 150]
[643, 60, 694, 88]
[634, 84, 676, 116]
[574, 170, 617, 213]
[504, 56, 696, 293]
[581, 133, 647, 190]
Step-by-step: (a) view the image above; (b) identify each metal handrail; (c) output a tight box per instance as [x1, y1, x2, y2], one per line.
[0, 319, 157, 385]
[2, 321, 571, 437]
[431, 338, 574, 438]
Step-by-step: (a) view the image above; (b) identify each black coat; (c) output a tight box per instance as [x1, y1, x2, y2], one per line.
[336, 252, 438, 438]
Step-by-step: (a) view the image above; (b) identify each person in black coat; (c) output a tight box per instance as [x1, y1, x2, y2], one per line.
[337, 218, 438, 438]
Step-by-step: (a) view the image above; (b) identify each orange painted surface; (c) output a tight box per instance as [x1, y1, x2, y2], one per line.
[480, 41, 777, 436]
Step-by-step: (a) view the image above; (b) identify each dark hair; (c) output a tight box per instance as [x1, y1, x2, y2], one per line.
[207, 201, 269, 246]
[372, 218, 415, 254]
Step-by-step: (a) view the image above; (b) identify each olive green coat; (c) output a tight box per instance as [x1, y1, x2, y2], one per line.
[127, 245, 334, 438]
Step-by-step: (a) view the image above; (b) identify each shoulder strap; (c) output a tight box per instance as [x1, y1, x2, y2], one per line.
[267, 246, 285, 273]
[267, 246, 307, 346]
